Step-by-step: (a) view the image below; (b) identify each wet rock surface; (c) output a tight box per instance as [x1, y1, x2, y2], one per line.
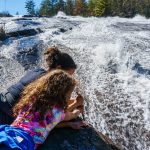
[15, 44, 43, 70]
[38, 125, 120, 150]
[0, 56, 25, 90]
[6, 28, 43, 38]
[113, 22, 150, 31]
[0, 16, 150, 150]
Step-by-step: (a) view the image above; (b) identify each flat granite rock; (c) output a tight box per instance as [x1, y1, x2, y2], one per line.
[38, 125, 120, 150]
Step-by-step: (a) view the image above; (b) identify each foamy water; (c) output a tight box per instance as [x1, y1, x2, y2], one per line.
[0, 14, 150, 150]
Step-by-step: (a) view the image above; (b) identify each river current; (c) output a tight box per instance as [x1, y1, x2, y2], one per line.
[0, 13, 150, 150]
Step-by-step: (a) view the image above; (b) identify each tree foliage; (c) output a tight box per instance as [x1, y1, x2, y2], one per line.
[66, 0, 74, 15]
[39, 0, 53, 16]
[25, 0, 35, 15]
[55, 0, 66, 12]
[89, 0, 106, 17]
[74, 0, 87, 16]
[24, 0, 150, 18]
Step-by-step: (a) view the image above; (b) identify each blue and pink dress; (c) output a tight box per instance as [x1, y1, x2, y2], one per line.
[0, 106, 65, 150]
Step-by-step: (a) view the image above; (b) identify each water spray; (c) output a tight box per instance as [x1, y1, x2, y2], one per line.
[75, 82, 86, 121]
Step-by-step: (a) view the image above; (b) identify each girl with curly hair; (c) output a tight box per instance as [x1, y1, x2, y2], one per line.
[0, 70, 82, 150]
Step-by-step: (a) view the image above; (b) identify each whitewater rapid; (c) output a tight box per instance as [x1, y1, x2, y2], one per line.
[0, 13, 150, 150]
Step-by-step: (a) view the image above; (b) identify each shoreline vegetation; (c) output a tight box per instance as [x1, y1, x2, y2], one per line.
[0, 0, 150, 18]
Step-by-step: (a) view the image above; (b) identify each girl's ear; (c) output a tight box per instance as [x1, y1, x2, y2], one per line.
[56, 65, 62, 69]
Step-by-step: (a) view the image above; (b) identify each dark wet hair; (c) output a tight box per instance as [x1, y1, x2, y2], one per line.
[44, 47, 77, 70]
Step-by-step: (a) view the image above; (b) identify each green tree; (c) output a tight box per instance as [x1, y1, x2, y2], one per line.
[25, 0, 35, 15]
[74, 0, 87, 16]
[94, 0, 106, 16]
[55, 0, 65, 12]
[120, 0, 136, 17]
[88, 0, 95, 16]
[37, 0, 150, 18]
[39, 0, 52, 16]
[65, 0, 74, 15]
[88, 0, 106, 17]
[143, 0, 150, 18]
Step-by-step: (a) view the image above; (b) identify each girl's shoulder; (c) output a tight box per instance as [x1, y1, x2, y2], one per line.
[46, 105, 65, 122]
[50, 105, 64, 115]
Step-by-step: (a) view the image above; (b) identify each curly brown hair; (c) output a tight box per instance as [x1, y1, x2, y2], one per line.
[44, 46, 77, 70]
[13, 70, 77, 119]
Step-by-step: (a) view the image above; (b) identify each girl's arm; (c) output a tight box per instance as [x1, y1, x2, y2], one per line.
[67, 94, 84, 112]
[56, 121, 70, 128]
[67, 99, 78, 112]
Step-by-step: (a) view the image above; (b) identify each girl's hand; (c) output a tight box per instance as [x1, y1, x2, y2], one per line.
[76, 94, 84, 106]
[76, 94, 84, 113]
[72, 109, 80, 118]
[64, 109, 80, 121]
[68, 121, 88, 129]
[66, 94, 84, 113]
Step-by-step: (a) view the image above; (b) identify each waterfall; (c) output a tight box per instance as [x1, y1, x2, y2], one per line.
[0, 15, 150, 150]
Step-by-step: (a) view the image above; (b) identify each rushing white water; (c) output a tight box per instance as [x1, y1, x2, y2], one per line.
[0, 14, 150, 150]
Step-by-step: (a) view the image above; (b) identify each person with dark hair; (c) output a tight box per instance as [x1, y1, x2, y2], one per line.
[0, 46, 83, 125]
[44, 47, 77, 72]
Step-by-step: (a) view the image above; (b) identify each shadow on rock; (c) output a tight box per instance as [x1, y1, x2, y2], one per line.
[38, 122, 120, 150]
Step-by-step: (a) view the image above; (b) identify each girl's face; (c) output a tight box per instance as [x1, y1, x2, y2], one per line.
[65, 68, 76, 75]
[66, 88, 75, 102]
[54, 67, 75, 75]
